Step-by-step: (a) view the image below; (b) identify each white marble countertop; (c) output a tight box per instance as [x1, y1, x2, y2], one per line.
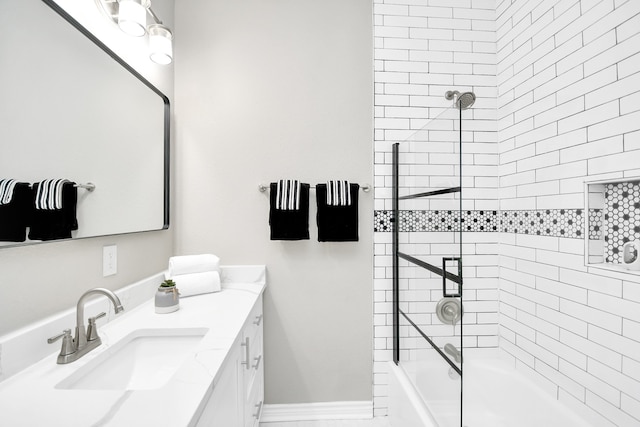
[0, 268, 266, 427]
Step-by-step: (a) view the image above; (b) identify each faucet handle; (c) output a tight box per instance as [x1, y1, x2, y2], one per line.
[47, 329, 75, 356]
[47, 329, 72, 344]
[87, 312, 106, 341]
[89, 312, 107, 323]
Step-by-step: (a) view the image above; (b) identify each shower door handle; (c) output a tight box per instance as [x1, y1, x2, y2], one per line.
[442, 257, 462, 298]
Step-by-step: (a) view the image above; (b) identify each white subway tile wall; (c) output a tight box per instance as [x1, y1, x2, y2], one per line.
[373, 0, 640, 425]
[373, 0, 498, 417]
[498, 1, 640, 424]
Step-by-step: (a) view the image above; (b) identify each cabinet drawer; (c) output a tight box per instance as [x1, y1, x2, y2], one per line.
[244, 297, 264, 341]
[243, 330, 262, 397]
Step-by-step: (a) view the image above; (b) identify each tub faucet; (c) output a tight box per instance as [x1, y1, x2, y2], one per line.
[444, 343, 462, 364]
[47, 287, 124, 364]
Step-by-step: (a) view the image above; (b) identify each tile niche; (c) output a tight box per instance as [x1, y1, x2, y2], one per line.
[586, 177, 640, 273]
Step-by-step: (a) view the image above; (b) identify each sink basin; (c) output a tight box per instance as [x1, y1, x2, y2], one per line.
[55, 328, 208, 390]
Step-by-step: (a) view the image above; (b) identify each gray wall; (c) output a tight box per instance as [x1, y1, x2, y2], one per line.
[0, 0, 175, 336]
[174, 0, 374, 403]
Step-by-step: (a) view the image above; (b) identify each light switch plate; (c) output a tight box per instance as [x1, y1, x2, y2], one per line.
[103, 245, 117, 277]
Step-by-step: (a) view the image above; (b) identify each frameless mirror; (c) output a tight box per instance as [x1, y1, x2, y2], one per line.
[0, 0, 169, 247]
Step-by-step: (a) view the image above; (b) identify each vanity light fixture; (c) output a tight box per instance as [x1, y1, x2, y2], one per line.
[148, 24, 173, 65]
[95, 0, 173, 65]
[117, 0, 148, 36]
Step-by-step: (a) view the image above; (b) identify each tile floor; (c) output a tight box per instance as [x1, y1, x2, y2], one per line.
[260, 418, 392, 427]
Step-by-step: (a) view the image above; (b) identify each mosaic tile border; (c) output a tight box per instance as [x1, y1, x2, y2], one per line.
[374, 207, 640, 246]
[500, 209, 584, 238]
[375, 209, 593, 239]
[375, 210, 499, 233]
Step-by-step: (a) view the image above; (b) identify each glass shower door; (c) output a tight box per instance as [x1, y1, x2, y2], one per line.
[393, 106, 464, 427]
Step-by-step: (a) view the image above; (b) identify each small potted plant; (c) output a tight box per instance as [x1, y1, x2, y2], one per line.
[155, 279, 180, 313]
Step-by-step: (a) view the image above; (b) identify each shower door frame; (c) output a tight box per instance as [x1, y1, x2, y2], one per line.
[392, 107, 464, 426]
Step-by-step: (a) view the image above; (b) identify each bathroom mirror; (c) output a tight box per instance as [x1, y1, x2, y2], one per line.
[0, 0, 169, 247]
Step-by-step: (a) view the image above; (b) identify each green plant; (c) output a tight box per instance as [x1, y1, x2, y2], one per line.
[160, 279, 176, 288]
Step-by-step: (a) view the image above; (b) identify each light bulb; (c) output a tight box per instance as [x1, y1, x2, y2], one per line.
[118, 0, 147, 37]
[148, 24, 173, 65]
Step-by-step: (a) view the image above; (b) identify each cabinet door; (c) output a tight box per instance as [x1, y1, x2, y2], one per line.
[245, 359, 264, 427]
[196, 345, 242, 426]
[197, 297, 264, 427]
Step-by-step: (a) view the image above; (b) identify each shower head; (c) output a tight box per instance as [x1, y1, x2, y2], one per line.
[457, 92, 476, 109]
[444, 90, 476, 110]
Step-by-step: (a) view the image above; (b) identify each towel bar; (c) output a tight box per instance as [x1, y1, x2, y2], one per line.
[258, 183, 370, 193]
[29, 181, 95, 192]
[74, 182, 96, 192]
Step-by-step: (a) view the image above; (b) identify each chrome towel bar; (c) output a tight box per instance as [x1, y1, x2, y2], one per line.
[258, 183, 370, 193]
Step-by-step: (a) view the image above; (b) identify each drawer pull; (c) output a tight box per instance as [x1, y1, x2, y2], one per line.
[253, 401, 263, 419]
[252, 354, 262, 370]
[253, 314, 263, 326]
[241, 337, 250, 369]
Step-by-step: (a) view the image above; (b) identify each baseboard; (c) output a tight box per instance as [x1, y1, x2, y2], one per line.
[260, 401, 373, 423]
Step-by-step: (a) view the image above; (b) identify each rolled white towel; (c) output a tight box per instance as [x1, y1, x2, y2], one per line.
[171, 271, 221, 297]
[168, 254, 220, 276]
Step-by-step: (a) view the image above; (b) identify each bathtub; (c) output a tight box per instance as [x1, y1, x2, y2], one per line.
[388, 354, 595, 427]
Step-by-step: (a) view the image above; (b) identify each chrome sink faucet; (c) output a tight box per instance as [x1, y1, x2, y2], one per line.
[48, 288, 124, 364]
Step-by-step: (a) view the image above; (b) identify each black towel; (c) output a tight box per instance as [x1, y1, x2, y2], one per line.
[0, 181, 33, 242]
[29, 180, 78, 241]
[269, 181, 310, 240]
[316, 183, 359, 242]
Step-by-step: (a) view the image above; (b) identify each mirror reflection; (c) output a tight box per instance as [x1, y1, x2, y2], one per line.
[0, 0, 169, 247]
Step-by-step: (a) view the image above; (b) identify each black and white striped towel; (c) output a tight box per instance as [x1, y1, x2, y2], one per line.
[276, 179, 301, 210]
[0, 179, 18, 205]
[35, 179, 70, 210]
[326, 180, 352, 206]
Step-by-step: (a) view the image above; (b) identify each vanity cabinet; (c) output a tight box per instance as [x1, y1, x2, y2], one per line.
[195, 295, 264, 426]
[242, 299, 264, 427]
[0, 268, 267, 427]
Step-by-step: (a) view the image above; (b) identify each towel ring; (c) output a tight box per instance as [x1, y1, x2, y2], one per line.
[258, 183, 370, 193]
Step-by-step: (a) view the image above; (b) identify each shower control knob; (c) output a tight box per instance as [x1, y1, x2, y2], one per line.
[436, 297, 462, 325]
